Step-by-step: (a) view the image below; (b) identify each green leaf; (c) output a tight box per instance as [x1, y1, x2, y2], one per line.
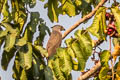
[29, 0, 36, 8]
[1, 22, 19, 34]
[99, 67, 111, 80]
[92, 0, 101, 7]
[32, 52, 45, 80]
[2, 23, 19, 52]
[65, 30, 92, 71]
[19, 43, 32, 70]
[32, 48, 45, 65]
[11, 0, 27, 32]
[100, 50, 110, 67]
[71, 41, 86, 70]
[65, 38, 75, 47]
[0, 38, 4, 47]
[111, 6, 120, 34]
[13, 55, 22, 80]
[87, 7, 107, 40]
[20, 70, 27, 80]
[48, 59, 57, 79]
[15, 29, 28, 46]
[33, 57, 41, 80]
[0, 0, 4, 13]
[74, 30, 92, 57]
[28, 12, 40, 32]
[116, 60, 120, 76]
[13, 54, 32, 80]
[4, 34, 16, 52]
[56, 48, 72, 79]
[61, 0, 76, 16]
[1, 0, 11, 22]
[22, 0, 36, 8]
[36, 23, 50, 46]
[66, 47, 76, 59]
[81, 4, 92, 17]
[74, 30, 92, 70]
[75, 0, 82, 6]
[52, 58, 65, 80]
[15, 37, 27, 47]
[48, 0, 59, 22]
[33, 45, 48, 57]
[44, 66, 54, 80]
[112, 38, 120, 46]
[23, 28, 33, 42]
[14, 11, 27, 32]
[75, 0, 92, 17]
[1, 48, 16, 70]
[94, 77, 99, 80]
[0, 30, 8, 38]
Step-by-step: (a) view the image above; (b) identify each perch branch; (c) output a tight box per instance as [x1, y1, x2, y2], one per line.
[78, 55, 114, 80]
[78, 61, 101, 80]
[62, 0, 107, 39]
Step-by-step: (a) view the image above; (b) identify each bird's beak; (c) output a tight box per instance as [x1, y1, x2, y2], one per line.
[61, 26, 65, 31]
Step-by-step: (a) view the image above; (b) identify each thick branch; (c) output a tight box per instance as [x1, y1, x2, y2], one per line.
[78, 61, 101, 80]
[62, 0, 107, 39]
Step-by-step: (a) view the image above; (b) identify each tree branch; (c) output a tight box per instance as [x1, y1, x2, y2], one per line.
[62, 0, 107, 39]
[62, 0, 107, 79]
[77, 39, 103, 80]
[78, 61, 101, 80]
[77, 38, 115, 80]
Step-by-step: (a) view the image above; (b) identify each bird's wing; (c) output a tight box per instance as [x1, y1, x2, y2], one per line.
[46, 31, 62, 49]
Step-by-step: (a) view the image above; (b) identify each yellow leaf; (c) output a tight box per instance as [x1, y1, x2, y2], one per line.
[112, 44, 120, 61]
[116, 61, 120, 80]
[116, 74, 120, 80]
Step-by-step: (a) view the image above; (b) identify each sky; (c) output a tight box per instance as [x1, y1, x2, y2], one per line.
[0, 0, 120, 80]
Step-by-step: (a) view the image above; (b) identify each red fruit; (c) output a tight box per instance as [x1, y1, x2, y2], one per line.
[107, 31, 111, 35]
[108, 28, 113, 32]
[105, 13, 110, 17]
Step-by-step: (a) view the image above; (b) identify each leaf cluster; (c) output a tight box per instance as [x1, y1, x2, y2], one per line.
[1, 0, 120, 80]
[0, 0, 49, 80]
[45, 0, 101, 22]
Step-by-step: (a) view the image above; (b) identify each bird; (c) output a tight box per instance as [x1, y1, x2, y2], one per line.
[46, 25, 65, 57]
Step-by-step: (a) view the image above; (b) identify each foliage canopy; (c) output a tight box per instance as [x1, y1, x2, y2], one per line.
[1, 0, 120, 80]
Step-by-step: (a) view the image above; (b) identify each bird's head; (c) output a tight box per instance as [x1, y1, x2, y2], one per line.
[51, 25, 65, 31]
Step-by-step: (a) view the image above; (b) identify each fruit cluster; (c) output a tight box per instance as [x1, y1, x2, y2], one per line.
[104, 13, 118, 37]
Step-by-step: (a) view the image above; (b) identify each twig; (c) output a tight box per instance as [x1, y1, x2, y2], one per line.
[62, 0, 107, 39]
[78, 54, 115, 80]
[109, 37, 114, 80]
[78, 61, 101, 80]
[93, 39, 104, 48]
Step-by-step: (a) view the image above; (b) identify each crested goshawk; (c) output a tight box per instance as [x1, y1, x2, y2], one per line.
[46, 25, 65, 57]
